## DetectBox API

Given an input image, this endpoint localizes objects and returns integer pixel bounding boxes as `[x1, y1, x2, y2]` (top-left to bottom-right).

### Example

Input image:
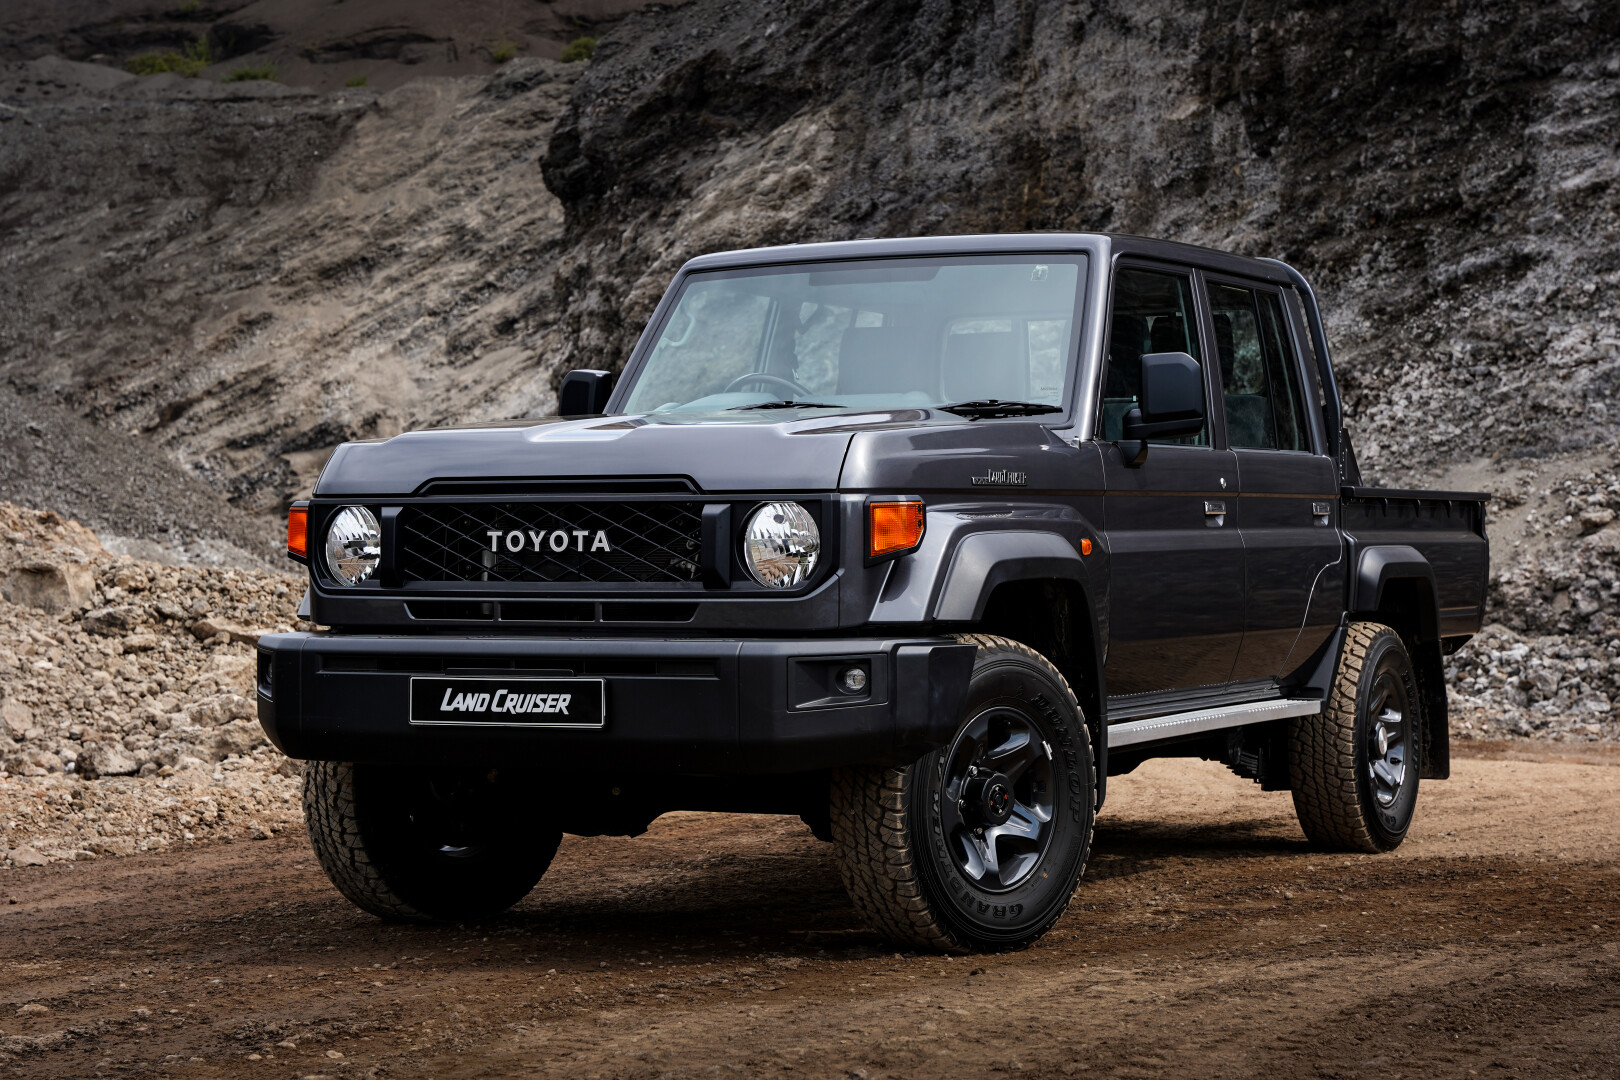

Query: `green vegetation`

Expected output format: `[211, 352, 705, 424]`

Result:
[175, 0, 201, 14]
[344, 74, 368, 88]
[560, 36, 597, 63]
[125, 39, 212, 78]
[223, 64, 276, 82]
[490, 40, 520, 63]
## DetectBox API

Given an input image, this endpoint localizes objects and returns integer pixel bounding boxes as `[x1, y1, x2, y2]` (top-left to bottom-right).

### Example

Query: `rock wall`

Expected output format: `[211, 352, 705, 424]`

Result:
[542, 0, 1619, 487]
[536, 0, 1620, 734]
[0, 56, 581, 525]
[0, 1, 1617, 733]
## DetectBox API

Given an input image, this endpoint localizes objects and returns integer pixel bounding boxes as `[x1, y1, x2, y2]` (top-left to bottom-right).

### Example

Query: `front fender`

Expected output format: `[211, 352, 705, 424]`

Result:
[863, 509, 1101, 628]
[933, 531, 1090, 622]
[864, 508, 1108, 801]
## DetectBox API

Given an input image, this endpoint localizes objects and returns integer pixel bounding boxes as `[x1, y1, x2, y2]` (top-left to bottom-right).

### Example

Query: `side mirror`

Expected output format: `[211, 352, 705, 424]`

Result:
[558, 369, 616, 416]
[1119, 352, 1205, 466]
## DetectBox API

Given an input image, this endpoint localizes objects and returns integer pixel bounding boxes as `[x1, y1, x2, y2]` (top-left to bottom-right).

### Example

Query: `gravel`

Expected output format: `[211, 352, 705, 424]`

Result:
[0, 503, 306, 868]
[0, 387, 281, 569]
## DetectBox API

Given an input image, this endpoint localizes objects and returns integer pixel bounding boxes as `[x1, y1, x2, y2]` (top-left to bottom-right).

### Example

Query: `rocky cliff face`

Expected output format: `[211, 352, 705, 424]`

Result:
[543, 0, 1620, 486]
[1, 55, 580, 525]
[0, 1, 1616, 732]
[536, 0, 1620, 734]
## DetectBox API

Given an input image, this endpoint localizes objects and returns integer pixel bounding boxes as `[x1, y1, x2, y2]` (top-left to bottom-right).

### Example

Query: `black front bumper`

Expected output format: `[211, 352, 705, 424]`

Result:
[255, 633, 976, 774]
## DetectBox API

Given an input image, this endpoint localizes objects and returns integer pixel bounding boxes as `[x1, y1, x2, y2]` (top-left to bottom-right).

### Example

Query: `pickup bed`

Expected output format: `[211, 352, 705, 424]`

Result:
[258, 233, 1488, 951]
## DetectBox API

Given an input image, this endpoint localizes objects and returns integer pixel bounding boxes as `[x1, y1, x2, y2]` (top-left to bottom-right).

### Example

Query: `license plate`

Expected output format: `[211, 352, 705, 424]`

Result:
[409, 677, 606, 728]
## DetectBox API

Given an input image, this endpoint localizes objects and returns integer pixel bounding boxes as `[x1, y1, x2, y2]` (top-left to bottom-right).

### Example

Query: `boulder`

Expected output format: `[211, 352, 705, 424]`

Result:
[79, 740, 140, 777]
[190, 618, 264, 645]
[83, 605, 144, 635]
[206, 719, 264, 761]
[8, 846, 48, 867]
[1, 698, 32, 737]
[152, 739, 203, 768]
[2, 560, 93, 614]
[1579, 506, 1616, 533]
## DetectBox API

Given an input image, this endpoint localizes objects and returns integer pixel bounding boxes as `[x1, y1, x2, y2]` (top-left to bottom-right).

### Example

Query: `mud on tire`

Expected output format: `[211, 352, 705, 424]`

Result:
[830, 635, 1096, 952]
[302, 761, 560, 922]
[1289, 621, 1423, 853]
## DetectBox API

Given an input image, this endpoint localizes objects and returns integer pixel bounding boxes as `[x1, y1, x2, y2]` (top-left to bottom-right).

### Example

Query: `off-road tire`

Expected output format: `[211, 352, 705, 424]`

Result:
[831, 635, 1096, 952]
[303, 761, 560, 923]
[1290, 622, 1422, 853]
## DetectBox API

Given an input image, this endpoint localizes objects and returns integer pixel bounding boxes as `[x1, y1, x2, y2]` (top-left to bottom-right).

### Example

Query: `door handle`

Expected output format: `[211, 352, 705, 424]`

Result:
[1312, 501, 1332, 526]
[1204, 500, 1227, 527]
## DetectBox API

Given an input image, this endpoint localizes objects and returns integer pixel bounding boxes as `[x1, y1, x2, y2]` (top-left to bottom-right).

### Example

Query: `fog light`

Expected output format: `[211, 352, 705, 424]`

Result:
[838, 665, 869, 694]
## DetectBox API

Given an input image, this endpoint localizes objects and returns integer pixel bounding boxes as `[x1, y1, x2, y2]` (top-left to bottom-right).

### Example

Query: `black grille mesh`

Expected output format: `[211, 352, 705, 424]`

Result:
[399, 501, 704, 584]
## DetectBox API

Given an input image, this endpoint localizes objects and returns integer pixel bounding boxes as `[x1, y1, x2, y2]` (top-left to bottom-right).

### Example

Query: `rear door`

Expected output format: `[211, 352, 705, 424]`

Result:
[1204, 277, 1342, 684]
[1100, 263, 1244, 698]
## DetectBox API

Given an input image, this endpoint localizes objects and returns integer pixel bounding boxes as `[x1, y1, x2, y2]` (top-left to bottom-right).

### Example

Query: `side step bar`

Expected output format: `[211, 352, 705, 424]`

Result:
[1106, 698, 1323, 749]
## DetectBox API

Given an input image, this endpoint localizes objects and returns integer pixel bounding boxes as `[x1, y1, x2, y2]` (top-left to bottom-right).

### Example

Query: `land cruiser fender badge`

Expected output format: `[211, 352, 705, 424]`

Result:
[971, 469, 1028, 487]
[486, 528, 612, 553]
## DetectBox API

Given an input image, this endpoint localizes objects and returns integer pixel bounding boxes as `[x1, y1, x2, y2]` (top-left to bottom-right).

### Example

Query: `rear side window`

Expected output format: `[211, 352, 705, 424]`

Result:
[1103, 267, 1207, 445]
[1207, 282, 1309, 452]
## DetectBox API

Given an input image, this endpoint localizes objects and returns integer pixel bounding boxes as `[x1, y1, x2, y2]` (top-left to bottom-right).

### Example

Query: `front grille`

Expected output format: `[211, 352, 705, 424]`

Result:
[398, 501, 705, 585]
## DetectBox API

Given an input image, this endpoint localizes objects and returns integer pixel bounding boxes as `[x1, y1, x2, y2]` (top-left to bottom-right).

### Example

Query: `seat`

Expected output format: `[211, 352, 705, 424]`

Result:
[940, 330, 1024, 401]
[1212, 312, 1276, 448]
[836, 326, 931, 396]
[1149, 312, 1189, 354]
[1105, 314, 1151, 399]
[1212, 313, 1236, 385]
[1224, 393, 1274, 449]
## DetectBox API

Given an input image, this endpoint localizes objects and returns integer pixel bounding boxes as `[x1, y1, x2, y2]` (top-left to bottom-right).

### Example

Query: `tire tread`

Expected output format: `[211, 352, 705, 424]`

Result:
[1290, 621, 1409, 853]
[831, 634, 1094, 952]
[302, 760, 426, 921]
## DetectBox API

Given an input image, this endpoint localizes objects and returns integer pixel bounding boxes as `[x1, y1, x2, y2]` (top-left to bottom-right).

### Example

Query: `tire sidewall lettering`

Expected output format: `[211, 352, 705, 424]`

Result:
[913, 649, 1094, 935]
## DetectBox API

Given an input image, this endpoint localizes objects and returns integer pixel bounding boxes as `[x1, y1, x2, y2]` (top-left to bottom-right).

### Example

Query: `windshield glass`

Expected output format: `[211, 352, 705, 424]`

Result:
[620, 255, 1087, 415]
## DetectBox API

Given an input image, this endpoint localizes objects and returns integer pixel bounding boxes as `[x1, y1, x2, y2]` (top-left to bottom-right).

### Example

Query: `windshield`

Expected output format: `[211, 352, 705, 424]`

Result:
[620, 255, 1087, 416]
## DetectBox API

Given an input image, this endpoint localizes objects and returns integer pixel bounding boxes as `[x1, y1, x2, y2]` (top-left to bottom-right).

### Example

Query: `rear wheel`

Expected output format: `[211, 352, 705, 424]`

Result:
[831, 635, 1095, 952]
[303, 761, 560, 922]
[1290, 622, 1422, 852]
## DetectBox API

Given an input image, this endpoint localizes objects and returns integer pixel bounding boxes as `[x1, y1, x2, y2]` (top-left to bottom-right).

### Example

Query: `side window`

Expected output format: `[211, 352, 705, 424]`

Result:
[1207, 283, 1309, 452]
[1103, 267, 1206, 444]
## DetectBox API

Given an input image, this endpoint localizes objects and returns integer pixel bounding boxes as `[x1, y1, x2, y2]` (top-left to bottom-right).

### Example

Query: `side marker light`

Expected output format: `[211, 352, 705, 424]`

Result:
[1080, 538, 1093, 556]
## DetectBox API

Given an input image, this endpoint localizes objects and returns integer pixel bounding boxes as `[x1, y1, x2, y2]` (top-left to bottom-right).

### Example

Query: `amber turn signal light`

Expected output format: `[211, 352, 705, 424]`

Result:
[1081, 538, 1093, 556]
[287, 505, 309, 560]
[869, 501, 925, 558]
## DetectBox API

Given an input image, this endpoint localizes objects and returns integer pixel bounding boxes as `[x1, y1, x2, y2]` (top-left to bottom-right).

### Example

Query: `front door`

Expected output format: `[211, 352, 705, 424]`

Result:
[1204, 278, 1342, 683]
[1100, 265, 1245, 700]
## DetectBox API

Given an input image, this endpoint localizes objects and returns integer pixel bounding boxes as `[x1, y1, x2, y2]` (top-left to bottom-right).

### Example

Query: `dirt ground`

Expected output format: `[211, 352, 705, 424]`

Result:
[2, 741, 1616, 1080]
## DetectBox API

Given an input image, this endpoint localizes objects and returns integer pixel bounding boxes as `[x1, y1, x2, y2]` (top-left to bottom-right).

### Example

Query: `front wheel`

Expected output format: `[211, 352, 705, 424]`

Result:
[303, 761, 561, 922]
[831, 635, 1096, 952]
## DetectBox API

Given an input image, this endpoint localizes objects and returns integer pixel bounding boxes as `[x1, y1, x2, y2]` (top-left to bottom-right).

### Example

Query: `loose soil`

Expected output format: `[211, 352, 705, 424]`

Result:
[2, 742, 1616, 1078]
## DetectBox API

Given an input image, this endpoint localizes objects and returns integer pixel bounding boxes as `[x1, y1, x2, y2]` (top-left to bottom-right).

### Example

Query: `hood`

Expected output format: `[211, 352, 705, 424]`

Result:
[313, 409, 942, 496]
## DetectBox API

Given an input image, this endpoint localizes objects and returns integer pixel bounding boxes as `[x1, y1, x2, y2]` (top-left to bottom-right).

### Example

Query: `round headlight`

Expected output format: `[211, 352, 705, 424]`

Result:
[325, 506, 381, 586]
[743, 502, 820, 588]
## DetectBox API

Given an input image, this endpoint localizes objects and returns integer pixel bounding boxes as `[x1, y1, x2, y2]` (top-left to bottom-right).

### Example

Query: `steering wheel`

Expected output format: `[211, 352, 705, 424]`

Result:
[724, 372, 812, 397]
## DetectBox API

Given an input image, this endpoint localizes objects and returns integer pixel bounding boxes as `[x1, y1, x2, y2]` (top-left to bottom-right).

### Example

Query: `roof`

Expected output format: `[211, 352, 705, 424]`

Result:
[679, 233, 1299, 286]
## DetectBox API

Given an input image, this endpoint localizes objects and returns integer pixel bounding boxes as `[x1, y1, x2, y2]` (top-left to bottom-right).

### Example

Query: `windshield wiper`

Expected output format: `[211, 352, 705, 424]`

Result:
[936, 399, 1063, 420]
[729, 400, 844, 411]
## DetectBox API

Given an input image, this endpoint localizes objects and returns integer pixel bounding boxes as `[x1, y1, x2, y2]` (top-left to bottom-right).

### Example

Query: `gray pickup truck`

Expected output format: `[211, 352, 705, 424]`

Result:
[257, 234, 1489, 952]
